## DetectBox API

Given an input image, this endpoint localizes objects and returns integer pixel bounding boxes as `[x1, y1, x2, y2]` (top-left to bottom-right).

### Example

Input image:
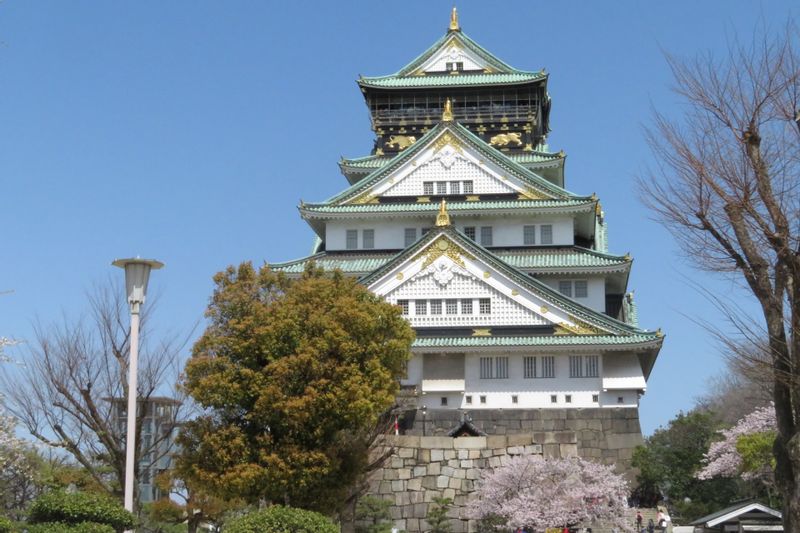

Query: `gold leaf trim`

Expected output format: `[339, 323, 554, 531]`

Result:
[418, 236, 474, 270]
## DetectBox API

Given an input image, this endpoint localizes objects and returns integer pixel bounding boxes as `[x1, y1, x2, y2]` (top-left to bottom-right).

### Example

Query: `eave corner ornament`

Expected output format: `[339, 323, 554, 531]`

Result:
[435, 199, 451, 227]
[449, 7, 460, 32]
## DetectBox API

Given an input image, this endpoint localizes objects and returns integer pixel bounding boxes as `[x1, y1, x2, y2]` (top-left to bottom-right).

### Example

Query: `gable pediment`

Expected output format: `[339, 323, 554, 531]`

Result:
[367, 233, 614, 335]
[413, 36, 491, 74]
[345, 128, 558, 204]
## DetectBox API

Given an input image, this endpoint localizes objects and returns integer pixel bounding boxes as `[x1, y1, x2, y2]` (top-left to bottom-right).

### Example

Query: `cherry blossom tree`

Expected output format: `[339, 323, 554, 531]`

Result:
[468, 455, 631, 532]
[698, 403, 776, 487]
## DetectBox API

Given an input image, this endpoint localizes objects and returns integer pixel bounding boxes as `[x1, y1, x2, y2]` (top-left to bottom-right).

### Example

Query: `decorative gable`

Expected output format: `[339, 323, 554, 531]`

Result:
[414, 36, 490, 74]
[347, 129, 557, 203]
[367, 232, 613, 335]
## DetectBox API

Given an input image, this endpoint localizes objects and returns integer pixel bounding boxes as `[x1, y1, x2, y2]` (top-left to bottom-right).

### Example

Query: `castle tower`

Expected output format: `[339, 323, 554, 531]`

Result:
[271, 10, 663, 531]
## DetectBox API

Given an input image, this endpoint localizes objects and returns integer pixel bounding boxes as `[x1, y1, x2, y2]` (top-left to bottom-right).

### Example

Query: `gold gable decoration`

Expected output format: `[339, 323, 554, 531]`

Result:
[553, 317, 607, 336]
[432, 131, 463, 154]
[419, 236, 474, 270]
[352, 190, 378, 204]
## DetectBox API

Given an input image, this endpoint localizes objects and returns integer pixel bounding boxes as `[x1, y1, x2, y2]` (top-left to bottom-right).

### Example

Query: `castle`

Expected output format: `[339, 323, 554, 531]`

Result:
[271, 9, 663, 531]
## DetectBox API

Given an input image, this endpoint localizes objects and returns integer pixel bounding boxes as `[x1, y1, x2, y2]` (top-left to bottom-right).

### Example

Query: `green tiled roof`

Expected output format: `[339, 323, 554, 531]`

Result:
[358, 71, 545, 89]
[300, 198, 594, 215]
[322, 122, 579, 206]
[413, 334, 660, 349]
[269, 247, 631, 275]
[340, 150, 563, 170]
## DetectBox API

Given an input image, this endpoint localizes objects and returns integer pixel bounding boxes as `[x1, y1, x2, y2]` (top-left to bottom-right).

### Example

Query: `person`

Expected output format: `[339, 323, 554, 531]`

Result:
[636, 511, 643, 530]
[647, 518, 655, 533]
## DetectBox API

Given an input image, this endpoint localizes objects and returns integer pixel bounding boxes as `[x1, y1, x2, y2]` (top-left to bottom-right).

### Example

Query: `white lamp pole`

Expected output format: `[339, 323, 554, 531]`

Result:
[112, 257, 163, 525]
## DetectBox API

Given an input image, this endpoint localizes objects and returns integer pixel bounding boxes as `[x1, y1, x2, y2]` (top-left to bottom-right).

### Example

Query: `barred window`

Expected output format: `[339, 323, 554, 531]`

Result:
[559, 281, 573, 297]
[592, 394, 599, 403]
[415, 300, 427, 315]
[585, 355, 599, 377]
[565, 395, 572, 404]
[524, 356, 537, 378]
[423, 182, 434, 195]
[570, 355, 583, 378]
[550, 394, 558, 404]
[540, 224, 553, 244]
[495, 357, 508, 379]
[464, 226, 476, 240]
[523, 225, 536, 245]
[430, 299, 442, 315]
[461, 299, 473, 314]
[541, 356, 555, 378]
[479, 357, 493, 379]
[346, 229, 358, 250]
[480, 226, 493, 246]
[574, 280, 588, 298]
[449, 181, 461, 194]
[463, 181, 474, 194]
[512, 395, 518, 404]
[436, 181, 447, 195]
[362, 229, 374, 249]
[404, 228, 417, 246]
[466, 395, 473, 404]
[480, 395, 486, 404]
[397, 300, 409, 315]
[440, 397, 448, 406]
[446, 299, 458, 314]
[479, 298, 491, 314]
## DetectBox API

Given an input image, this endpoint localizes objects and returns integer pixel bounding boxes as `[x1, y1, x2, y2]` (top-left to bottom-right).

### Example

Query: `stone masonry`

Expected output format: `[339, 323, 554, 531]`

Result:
[366, 408, 643, 532]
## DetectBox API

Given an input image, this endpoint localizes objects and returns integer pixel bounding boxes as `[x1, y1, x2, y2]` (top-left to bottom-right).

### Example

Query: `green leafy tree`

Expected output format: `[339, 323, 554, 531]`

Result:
[427, 497, 453, 533]
[225, 505, 339, 533]
[27, 490, 135, 532]
[355, 496, 393, 533]
[180, 264, 414, 514]
[632, 410, 740, 520]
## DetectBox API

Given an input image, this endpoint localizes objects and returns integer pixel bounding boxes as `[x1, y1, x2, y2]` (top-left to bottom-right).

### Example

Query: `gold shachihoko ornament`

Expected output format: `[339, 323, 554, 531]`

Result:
[435, 199, 451, 227]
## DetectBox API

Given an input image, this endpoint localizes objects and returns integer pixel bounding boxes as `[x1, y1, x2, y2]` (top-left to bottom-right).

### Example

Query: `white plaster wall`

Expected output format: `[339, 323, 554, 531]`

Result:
[422, 44, 487, 72]
[382, 157, 516, 197]
[403, 354, 423, 386]
[325, 216, 574, 251]
[540, 276, 605, 313]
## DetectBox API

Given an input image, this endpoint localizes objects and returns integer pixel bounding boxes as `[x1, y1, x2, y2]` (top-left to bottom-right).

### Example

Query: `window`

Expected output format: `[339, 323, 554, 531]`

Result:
[541, 356, 555, 378]
[346, 229, 358, 250]
[592, 394, 599, 403]
[558, 281, 573, 297]
[480, 395, 487, 404]
[436, 181, 447, 195]
[574, 280, 588, 298]
[464, 226, 476, 241]
[461, 299, 473, 314]
[570, 356, 583, 378]
[440, 397, 448, 406]
[585, 355, 599, 377]
[430, 299, 442, 315]
[446, 61, 464, 71]
[397, 300, 409, 315]
[362, 229, 374, 249]
[446, 299, 458, 314]
[495, 357, 509, 379]
[404, 228, 417, 246]
[480, 226, 493, 246]
[480, 357, 493, 379]
[617, 396, 624, 404]
[423, 182, 434, 195]
[140, 468, 151, 484]
[479, 298, 491, 314]
[415, 300, 427, 315]
[550, 395, 558, 404]
[512, 395, 518, 404]
[523, 225, 536, 245]
[565, 395, 572, 404]
[524, 356, 537, 378]
[463, 181, 474, 194]
[540, 224, 553, 244]
[465, 395, 473, 405]
[449, 181, 460, 194]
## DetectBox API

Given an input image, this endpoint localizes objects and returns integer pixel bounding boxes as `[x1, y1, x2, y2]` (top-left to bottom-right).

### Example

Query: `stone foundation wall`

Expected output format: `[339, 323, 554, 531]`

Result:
[365, 408, 643, 532]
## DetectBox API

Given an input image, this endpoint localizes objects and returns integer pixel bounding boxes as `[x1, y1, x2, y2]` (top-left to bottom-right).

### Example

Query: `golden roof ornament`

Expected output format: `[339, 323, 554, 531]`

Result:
[442, 98, 454, 122]
[449, 7, 460, 31]
[435, 199, 451, 227]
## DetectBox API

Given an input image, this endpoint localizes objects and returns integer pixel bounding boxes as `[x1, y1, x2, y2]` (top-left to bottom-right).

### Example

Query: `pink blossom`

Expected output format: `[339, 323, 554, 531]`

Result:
[697, 403, 775, 482]
[468, 455, 631, 532]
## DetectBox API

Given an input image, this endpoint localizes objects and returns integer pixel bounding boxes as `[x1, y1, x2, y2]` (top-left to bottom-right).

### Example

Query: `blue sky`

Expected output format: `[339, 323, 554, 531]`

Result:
[1, 1, 796, 435]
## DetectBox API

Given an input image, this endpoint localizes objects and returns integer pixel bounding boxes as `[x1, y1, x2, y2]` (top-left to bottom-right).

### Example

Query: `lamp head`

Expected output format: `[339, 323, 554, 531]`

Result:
[112, 257, 164, 312]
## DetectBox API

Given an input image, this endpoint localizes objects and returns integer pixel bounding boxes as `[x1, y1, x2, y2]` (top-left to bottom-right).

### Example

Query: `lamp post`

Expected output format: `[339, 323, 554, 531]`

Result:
[112, 257, 163, 523]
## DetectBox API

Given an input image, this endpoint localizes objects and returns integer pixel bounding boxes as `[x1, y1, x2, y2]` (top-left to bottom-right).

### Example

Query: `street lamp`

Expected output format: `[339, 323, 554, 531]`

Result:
[112, 257, 163, 522]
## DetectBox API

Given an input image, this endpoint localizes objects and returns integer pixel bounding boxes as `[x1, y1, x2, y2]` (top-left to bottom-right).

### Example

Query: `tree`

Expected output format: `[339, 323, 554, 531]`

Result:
[0, 282, 187, 500]
[426, 496, 453, 533]
[225, 505, 339, 533]
[638, 22, 800, 529]
[468, 455, 630, 532]
[632, 410, 742, 520]
[179, 263, 414, 514]
[0, 410, 34, 519]
[27, 490, 135, 532]
[354, 496, 393, 533]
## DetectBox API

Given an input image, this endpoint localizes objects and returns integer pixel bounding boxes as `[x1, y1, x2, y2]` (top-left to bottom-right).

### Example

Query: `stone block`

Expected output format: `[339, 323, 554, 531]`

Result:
[441, 466, 456, 477]
[607, 432, 643, 450]
[398, 447, 415, 459]
[556, 431, 577, 444]
[460, 459, 473, 468]
[458, 449, 468, 460]
[524, 444, 542, 454]
[486, 435, 506, 448]
[453, 468, 466, 479]
[468, 449, 480, 459]
[427, 462, 441, 475]
[396, 492, 410, 506]
[454, 436, 486, 449]
[466, 468, 480, 480]
[391, 480, 405, 491]
[506, 445, 523, 455]
[431, 449, 444, 462]
[417, 448, 430, 463]
[560, 443, 578, 457]
[506, 433, 533, 446]
[420, 436, 453, 449]
[449, 476, 461, 489]
[413, 503, 427, 518]
[444, 449, 456, 459]
[543, 443, 560, 459]
[443, 488, 456, 500]
[407, 477, 422, 491]
[436, 475, 449, 489]
[398, 468, 411, 479]
[390, 457, 404, 468]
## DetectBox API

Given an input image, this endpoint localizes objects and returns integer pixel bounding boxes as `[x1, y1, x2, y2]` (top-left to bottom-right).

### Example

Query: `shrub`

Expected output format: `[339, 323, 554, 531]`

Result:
[226, 505, 339, 533]
[24, 522, 115, 533]
[28, 491, 135, 531]
[0, 516, 12, 533]
[355, 496, 392, 533]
